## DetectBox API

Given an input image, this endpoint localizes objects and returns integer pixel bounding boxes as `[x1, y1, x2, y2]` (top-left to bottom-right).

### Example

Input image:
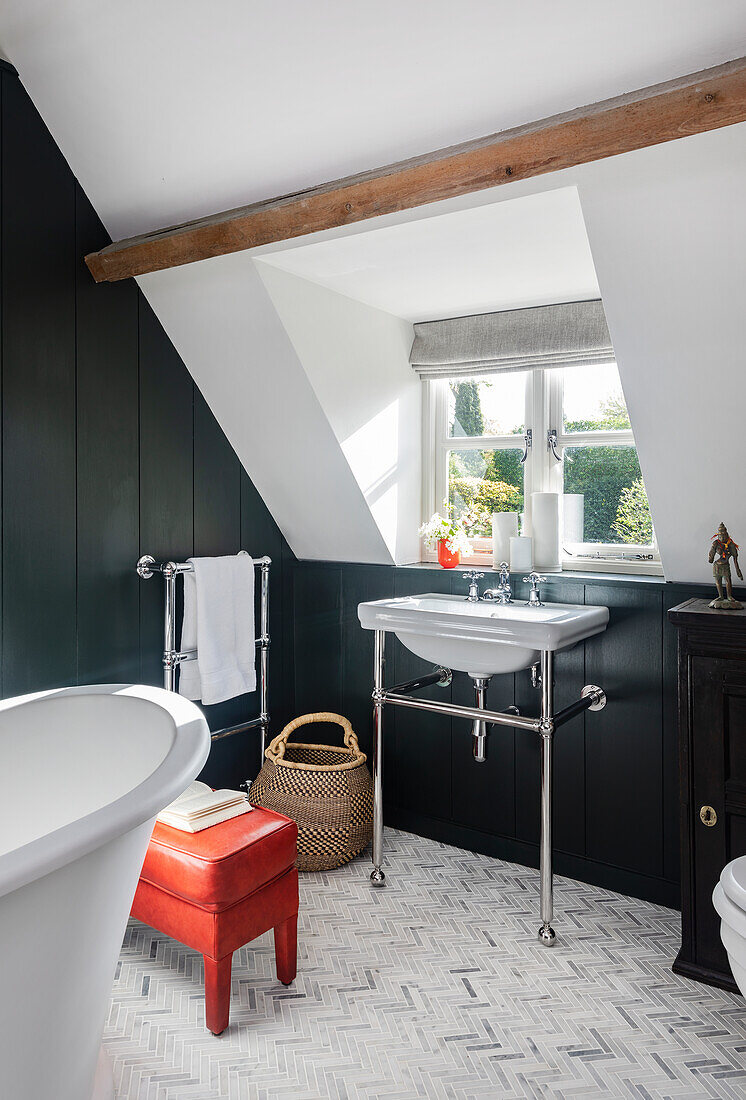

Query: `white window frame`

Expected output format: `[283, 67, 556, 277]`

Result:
[422, 366, 661, 575]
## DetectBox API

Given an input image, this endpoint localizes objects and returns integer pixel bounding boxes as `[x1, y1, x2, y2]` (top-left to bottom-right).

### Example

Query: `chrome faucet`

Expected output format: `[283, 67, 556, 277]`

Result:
[523, 571, 547, 606]
[462, 570, 484, 602]
[483, 561, 512, 604]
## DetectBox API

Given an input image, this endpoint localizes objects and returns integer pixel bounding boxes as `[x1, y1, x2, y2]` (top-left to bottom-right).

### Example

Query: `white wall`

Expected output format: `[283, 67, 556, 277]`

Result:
[249, 123, 746, 581]
[572, 126, 746, 583]
[255, 265, 421, 564]
[137, 255, 393, 564]
[135, 122, 745, 581]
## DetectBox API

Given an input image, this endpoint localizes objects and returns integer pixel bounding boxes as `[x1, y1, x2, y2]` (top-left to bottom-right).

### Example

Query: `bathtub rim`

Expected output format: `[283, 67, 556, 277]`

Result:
[0, 684, 210, 900]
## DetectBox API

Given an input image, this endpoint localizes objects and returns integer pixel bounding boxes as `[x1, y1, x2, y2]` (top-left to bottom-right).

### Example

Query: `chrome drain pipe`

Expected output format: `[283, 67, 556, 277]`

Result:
[472, 677, 490, 762]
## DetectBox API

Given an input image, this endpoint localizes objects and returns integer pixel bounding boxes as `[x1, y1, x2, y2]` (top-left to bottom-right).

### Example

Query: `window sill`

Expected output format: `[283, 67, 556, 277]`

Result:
[410, 559, 668, 588]
[562, 557, 663, 577]
[421, 551, 663, 578]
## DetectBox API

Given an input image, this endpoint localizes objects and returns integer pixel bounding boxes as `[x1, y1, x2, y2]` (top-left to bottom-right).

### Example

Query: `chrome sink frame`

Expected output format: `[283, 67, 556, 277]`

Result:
[369, 632, 606, 946]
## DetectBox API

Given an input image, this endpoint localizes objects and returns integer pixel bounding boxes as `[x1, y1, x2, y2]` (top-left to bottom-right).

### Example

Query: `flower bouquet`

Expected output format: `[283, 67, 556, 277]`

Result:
[419, 508, 473, 568]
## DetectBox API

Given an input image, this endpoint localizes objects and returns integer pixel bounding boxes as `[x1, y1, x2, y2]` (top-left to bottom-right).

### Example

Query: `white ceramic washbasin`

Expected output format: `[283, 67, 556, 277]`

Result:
[358, 593, 609, 677]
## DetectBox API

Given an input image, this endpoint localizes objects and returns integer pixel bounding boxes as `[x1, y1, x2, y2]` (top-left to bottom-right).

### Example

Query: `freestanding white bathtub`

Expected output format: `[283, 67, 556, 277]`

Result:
[0, 684, 211, 1100]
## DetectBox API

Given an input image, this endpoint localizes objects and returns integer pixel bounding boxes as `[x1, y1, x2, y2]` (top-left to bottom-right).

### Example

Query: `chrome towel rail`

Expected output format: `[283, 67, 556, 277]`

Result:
[136, 554, 271, 769]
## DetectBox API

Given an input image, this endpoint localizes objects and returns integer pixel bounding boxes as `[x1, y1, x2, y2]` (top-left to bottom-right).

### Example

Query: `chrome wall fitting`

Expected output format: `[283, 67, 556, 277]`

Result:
[472, 677, 490, 763]
[137, 554, 271, 773]
[581, 684, 607, 711]
[136, 554, 156, 579]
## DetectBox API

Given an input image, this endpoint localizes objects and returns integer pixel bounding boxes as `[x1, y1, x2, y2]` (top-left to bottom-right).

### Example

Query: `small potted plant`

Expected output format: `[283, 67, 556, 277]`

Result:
[419, 507, 473, 569]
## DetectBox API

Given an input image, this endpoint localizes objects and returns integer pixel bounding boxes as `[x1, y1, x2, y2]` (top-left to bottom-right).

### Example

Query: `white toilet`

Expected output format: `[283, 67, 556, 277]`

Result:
[712, 856, 746, 994]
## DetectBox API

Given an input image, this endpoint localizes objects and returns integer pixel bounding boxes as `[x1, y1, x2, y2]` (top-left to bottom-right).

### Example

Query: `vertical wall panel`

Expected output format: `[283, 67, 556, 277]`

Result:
[193, 390, 244, 777]
[2, 73, 77, 694]
[138, 297, 194, 685]
[293, 562, 343, 718]
[241, 470, 294, 735]
[585, 583, 663, 877]
[75, 186, 140, 684]
[340, 564, 394, 759]
[194, 391, 240, 556]
[390, 568, 453, 816]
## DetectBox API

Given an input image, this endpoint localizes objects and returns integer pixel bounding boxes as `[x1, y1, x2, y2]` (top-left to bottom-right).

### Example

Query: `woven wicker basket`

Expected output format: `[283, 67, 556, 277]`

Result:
[248, 713, 373, 872]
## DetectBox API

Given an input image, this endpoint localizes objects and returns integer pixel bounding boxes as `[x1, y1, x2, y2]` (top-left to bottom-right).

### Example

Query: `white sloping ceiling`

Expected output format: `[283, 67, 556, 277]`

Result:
[257, 187, 601, 321]
[2, 2, 743, 239]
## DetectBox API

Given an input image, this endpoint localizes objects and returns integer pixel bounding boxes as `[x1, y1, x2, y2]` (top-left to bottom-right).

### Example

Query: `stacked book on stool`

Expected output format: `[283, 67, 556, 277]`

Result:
[157, 780, 252, 832]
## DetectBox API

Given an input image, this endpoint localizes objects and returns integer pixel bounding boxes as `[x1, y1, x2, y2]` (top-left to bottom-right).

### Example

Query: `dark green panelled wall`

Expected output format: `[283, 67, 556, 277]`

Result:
[292, 562, 716, 908]
[0, 63, 295, 788]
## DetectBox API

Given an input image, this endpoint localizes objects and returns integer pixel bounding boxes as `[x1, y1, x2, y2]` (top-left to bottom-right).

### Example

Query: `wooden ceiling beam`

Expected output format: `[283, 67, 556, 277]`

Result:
[86, 57, 746, 283]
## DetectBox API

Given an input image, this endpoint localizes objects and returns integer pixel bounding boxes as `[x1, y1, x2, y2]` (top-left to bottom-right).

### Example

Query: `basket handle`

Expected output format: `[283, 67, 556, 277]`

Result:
[268, 712, 360, 760]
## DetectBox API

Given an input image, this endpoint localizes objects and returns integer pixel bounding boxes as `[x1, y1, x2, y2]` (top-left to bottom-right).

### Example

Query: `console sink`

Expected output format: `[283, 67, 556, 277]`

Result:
[358, 593, 609, 677]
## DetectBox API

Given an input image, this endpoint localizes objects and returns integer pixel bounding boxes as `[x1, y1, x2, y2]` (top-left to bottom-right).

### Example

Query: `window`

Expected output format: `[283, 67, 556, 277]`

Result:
[446, 372, 527, 536]
[424, 362, 659, 572]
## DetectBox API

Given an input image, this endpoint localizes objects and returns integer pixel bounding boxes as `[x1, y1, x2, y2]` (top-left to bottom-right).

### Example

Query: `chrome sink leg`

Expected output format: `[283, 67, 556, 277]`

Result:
[370, 629, 386, 886]
[472, 677, 490, 762]
[538, 649, 556, 946]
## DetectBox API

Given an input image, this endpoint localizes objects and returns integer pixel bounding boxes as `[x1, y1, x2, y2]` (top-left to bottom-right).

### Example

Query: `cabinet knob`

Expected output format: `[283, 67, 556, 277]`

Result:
[699, 804, 718, 827]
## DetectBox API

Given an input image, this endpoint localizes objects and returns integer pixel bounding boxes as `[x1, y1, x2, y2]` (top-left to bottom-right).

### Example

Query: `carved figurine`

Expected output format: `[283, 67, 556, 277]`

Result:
[709, 522, 744, 609]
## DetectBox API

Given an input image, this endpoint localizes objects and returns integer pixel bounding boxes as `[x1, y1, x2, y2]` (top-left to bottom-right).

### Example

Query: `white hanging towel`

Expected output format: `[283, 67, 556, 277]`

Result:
[178, 553, 256, 705]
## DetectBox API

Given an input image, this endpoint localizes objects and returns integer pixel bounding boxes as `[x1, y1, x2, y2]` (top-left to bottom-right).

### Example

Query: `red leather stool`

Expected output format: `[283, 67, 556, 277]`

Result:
[131, 806, 299, 1035]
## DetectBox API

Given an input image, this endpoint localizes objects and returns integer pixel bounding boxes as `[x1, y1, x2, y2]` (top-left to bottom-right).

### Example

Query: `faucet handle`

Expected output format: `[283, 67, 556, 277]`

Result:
[523, 571, 547, 585]
[463, 570, 484, 582]
[523, 571, 546, 606]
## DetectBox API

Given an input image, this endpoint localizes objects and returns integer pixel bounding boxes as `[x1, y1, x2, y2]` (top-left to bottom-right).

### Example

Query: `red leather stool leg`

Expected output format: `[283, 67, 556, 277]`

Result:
[204, 953, 232, 1035]
[274, 915, 298, 985]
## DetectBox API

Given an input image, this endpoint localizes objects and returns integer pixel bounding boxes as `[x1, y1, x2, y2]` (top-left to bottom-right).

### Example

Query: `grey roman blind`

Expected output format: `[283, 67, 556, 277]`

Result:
[409, 300, 614, 379]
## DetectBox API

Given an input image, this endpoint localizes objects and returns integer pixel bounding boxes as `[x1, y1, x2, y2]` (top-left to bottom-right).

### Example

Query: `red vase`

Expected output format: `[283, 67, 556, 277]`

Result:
[437, 539, 461, 569]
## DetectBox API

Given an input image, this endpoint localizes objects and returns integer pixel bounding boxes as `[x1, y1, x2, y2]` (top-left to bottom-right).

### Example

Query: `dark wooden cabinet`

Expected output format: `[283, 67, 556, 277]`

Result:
[669, 598, 746, 993]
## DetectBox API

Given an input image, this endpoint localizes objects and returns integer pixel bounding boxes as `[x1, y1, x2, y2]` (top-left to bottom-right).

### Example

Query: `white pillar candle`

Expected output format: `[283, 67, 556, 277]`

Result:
[510, 535, 533, 572]
[531, 492, 561, 571]
[562, 493, 585, 546]
[492, 512, 518, 567]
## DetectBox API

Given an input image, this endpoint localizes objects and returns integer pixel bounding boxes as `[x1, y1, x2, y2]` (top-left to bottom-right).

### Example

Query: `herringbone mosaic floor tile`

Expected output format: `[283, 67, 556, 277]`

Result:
[106, 829, 746, 1099]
